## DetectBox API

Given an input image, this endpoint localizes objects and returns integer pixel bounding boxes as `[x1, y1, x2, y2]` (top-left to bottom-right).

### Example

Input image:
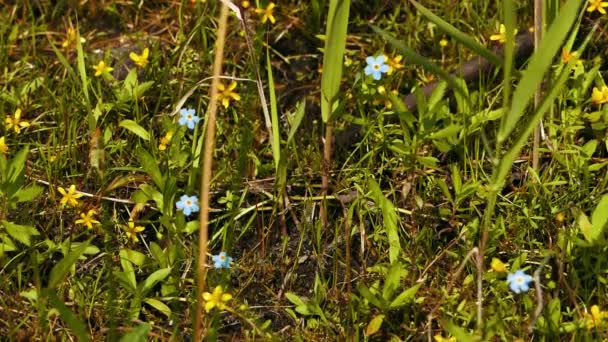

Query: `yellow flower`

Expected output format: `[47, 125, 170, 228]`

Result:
[5, 108, 30, 134]
[439, 39, 448, 48]
[592, 86, 608, 105]
[386, 55, 404, 75]
[202, 285, 233, 312]
[374, 86, 399, 109]
[129, 48, 149, 68]
[561, 48, 577, 64]
[159, 131, 173, 151]
[490, 24, 518, 44]
[490, 258, 507, 273]
[93, 61, 114, 77]
[583, 305, 608, 330]
[75, 209, 101, 229]
[255, 2, 276, 24]
[57, 184, 84, 207]
[0, 136, 8, 154]
[123, 219, 145, 243]
[587, 0, 608, 14]
[555, 212, 566, 222]
[434, 335, 456, 342]
[61, 26, 86, 48]
[217, 81, 241, 108]
[242, 1, 250, 9]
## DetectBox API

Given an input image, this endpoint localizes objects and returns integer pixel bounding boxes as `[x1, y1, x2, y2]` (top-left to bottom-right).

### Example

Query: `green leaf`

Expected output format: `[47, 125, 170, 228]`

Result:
[139, 268, 171, 297]
[2, 221, 39, 247]
[320, 0, 351, 122]
[122, 249, 148, 267]
[365, 314, 384, 336]
[443, 320, 476, 342]
[6, 146, 29, 185]
[357, 283, 386, 310]
[266, 51, 281, 169]
[287, 100, 306, 144]
[382, 262, 407, 301]
[430, 124, 462, 140]
[144, 298, 171, 318]
[118, 249, 137, 291]
[47, 290, 90, 342]
[591, 194, 608, 238]
[388, 283, 422, 309]
[578, 212, 597, 243]
[136, 147, 163, 189]
[119, 120, 150, 141]
[368, 178, 401, 263]
[14, 185, 43, 202]
[118, 323, 150, 342]
[409, 0, 501, 67]
[48, 239, 91, 289]
[498, 0, 584, 142]
[373, 26, 472, 111]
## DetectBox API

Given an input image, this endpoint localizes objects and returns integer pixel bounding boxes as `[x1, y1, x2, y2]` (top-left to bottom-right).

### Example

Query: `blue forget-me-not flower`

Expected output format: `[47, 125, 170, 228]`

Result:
[364, 55, 389, 80]
[178, 108, 200, 130]
[212, 252, 233, 269]
[176, 194, 200, 216]
[507, 269, 533, 294]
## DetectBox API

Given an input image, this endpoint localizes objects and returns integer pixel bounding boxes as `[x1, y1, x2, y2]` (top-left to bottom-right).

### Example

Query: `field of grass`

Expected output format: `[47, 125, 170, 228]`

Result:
[1, 0, 608, 340]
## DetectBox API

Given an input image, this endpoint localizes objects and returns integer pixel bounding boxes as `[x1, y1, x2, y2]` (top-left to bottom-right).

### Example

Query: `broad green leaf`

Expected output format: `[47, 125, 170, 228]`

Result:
[443, 320, 476, 342]
[382, 262, 407, 301]
[578, 212, 597, 243]
[389, 283, 422, 309]
[357, 283, 386, 310]
[139, 268, 171, 296]
[47, 290, 90, 342]
[2, 221, 39, 247]
[48, 239, 91, 289]
[183, 220, 199, 235]
[119, 120, 150, 141]
[592, 194, 608, 237]
[430, 124, 462, 140]
[14, 185, 43, 202]
[498, 0, 584, 142]
[118, 323, 150, 342]
[119, 249, 137, 291]
[365, 314, 385, 336]
[6, 146, 29, 185]
[136, 147, 163, 189]
[368, 178, 401, 263]
[320, 0, 350, 122]
[410, 0, 501, 67]
[144, 298, 171, 318]
[122, 249, 148, 267]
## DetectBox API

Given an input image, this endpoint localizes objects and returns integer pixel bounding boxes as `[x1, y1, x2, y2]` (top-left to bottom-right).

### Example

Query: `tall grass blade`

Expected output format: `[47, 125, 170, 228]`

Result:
[497, 0, 583, 142]
[409, 0, 501, 67]
[373, 26, 472, 110]
[266, 52, 281, 169]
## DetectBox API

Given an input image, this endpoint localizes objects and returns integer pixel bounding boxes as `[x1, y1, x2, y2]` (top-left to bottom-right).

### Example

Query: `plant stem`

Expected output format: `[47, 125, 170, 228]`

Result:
[195, 3, 229, 341]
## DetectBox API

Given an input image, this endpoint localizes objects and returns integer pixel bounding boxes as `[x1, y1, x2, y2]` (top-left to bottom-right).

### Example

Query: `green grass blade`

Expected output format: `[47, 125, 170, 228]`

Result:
[75, 30, 93, 130]
[266, 52, 281, 169]
[373, 26, 472, 110]
[320, 0, 351, 123]
[501, 0, 516, 112]
[497, 0, 583, 143]
[48, 239, 91, 289]
[47, 290, 91, 341]
[409, 0, 501, 67]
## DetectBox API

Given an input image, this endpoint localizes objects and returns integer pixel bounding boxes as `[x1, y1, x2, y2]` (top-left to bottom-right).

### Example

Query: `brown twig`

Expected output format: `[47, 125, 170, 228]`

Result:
[195, 3, 229, 341]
